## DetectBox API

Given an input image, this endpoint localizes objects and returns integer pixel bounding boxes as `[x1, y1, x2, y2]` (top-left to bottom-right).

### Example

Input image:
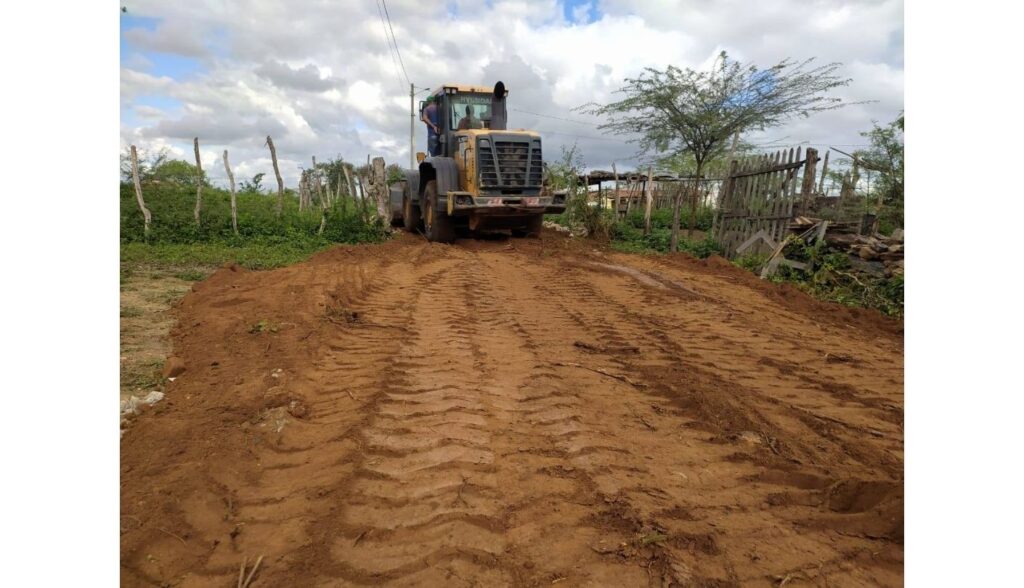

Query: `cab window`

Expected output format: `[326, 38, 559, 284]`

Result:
[450, 94, 492, 130]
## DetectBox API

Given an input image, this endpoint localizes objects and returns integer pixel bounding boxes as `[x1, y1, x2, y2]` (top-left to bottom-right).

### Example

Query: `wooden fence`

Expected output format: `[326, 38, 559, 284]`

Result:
[572, 171, 722, 218]
[127, 136, 392, 236]
[713, 147, 819, 258]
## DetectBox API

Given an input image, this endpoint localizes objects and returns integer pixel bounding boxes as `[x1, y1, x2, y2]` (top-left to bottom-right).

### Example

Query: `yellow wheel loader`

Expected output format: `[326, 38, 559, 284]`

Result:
[390, 81, 566, 242]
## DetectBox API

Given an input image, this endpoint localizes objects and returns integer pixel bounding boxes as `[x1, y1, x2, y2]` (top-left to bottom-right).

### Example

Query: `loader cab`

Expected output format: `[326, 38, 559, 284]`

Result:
[421, 83, 508, 159]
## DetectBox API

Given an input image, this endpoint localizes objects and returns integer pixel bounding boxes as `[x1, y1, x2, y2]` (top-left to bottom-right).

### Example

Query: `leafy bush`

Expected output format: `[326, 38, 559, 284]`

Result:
[610, 218, 722, 258]
[620, 206, 715, 234]
[121, 182, 387, 247]
[121, 182, 388, 269]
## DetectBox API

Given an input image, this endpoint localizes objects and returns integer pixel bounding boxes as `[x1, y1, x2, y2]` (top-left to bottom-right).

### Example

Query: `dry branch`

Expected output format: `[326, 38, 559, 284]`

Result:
[551, 361, 647, 388]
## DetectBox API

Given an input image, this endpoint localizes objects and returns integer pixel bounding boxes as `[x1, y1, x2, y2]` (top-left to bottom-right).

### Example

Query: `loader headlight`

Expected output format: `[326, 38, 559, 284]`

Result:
[553, 194, 565, 205]
[456, 195, 472, 206]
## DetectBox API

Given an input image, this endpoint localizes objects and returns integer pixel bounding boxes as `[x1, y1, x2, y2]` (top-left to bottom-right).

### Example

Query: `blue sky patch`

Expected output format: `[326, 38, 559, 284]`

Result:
[120, 14, 205, 80]
[563, 0, 600, 23]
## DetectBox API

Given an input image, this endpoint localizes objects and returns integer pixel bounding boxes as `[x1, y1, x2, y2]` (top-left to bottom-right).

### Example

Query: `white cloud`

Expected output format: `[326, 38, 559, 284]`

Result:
[120, 0, 903, 182]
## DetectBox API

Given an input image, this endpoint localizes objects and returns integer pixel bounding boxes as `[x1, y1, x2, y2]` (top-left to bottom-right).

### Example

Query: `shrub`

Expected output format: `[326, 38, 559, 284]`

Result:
[120, 182, 387, 248]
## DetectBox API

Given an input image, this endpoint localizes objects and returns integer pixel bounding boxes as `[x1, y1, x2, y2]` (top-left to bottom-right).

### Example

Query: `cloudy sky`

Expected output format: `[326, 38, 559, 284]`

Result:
[119, 0, 903, 187]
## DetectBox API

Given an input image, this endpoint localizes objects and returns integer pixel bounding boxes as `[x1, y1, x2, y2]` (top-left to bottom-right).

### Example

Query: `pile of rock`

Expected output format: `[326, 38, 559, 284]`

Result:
[825, 229, 904, 277]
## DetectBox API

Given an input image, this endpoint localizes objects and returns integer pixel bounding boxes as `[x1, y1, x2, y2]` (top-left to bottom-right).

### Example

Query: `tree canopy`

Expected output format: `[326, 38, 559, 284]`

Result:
[120, 147, 209, 187]
[856, 113, 904, 208]
[580, 52, 854, 176]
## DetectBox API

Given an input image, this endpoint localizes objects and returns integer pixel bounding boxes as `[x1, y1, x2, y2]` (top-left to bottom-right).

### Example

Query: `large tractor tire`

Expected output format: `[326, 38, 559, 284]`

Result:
[402, 182, 421, 232]
[512, 214, 544, 238]
[422, 180, 456, 243]
[390, 181, 406, 227]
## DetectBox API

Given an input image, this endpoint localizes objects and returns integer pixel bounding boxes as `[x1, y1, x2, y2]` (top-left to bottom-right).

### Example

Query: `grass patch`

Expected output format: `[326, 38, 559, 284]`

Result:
[121, 240, 333, 271]
[611, 215, 722, 258]
[121, 359, 165, 393]
[174, 269, 211, 282]
[249, 319, 280, 334]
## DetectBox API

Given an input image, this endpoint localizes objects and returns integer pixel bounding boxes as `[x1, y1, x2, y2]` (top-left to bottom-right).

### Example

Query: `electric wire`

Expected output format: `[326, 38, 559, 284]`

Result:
[380, 0, 411, 85]
[374, 0, 405, 91]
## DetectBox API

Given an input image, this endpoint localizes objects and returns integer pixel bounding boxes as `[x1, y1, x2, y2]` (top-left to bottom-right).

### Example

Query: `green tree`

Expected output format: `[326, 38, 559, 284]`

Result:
[120, 147, 169, 183]
[119, 148, 209, 187]
[150, 159, 209, 187]
[855, 113, 904, 227]
[386, 163, 405, 184]
[581, 52, 853, 249]
[240, 172, 266, 194]
[543, 142, 584, 192]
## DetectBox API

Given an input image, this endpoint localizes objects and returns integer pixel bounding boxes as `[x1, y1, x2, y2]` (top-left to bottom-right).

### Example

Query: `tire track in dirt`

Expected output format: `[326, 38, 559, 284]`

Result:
[317, 257, 516, 585]
[121, 234, 903, 587]
[487, 251, 902, 584]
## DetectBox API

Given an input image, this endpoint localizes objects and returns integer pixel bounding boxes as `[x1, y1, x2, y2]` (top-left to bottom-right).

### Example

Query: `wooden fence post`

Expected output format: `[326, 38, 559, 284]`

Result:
[643, 166, 654, 236]
[713, 159, 738, 244]
[317, 168, 329, 236]
[817, 150, 830, 195]
[193, 137, 203, 226]
[223, 149, 238, 235]
[266, 135, 284, 217]
[801, 148, 818, 214]
[130, 145, 151, 236]
[687, 175, 701, 239]
[612, 163, 620, 220]
[357, 165, 370, 224]
[313, 156, 327, 210]
[370, 157, 390, 224]
[670, 182, 683, 252]
[343, 164, 355, 216]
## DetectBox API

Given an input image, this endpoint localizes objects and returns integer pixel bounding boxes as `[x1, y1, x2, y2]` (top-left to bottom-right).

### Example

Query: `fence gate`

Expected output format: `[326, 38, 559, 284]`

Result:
[714, 147, 818, 258]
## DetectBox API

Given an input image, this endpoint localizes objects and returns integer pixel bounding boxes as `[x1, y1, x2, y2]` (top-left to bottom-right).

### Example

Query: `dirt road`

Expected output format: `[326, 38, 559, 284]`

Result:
[120, 232, 903, 587]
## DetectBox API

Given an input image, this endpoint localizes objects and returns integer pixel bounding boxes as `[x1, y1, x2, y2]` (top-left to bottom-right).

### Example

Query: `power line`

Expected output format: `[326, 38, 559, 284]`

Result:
[380, 0, 410, 85]
[511, 108, 600, 127]
[374, 0, 405, 91]
[535, 128, 634, 143]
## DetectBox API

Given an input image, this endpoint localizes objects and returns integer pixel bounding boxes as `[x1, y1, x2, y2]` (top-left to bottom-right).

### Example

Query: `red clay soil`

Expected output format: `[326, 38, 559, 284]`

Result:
[120, 231, 903, 587]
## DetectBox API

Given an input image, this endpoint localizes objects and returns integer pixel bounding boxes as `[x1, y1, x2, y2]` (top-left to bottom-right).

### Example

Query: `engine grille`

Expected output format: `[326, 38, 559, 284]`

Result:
[478, 138, 542, 189]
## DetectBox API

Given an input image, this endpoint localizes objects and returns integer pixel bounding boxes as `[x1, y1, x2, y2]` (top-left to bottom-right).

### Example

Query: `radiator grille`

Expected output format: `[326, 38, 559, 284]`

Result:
[479, 139, 542, 189]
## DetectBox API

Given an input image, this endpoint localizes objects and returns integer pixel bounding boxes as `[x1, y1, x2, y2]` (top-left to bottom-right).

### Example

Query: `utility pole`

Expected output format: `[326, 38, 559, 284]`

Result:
[405, 81, 409, 168]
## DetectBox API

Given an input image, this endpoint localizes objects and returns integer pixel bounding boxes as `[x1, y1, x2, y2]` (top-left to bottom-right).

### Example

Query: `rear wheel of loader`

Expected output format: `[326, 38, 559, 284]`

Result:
[423, 180, 456, 243]
[512, 214, 543, 238]
[402, 182, 421, 232]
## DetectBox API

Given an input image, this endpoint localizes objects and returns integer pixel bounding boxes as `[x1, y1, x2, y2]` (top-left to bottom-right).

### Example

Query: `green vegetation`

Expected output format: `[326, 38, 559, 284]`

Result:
[611, 208, 722, 257]
[121, 178, 388, 270]
[249, 320, 280, 334]
[855, 113, 904, 231]
[543, 144, 616, 239]
[580, 51, 852, 245]
[756, 239, 904, 317]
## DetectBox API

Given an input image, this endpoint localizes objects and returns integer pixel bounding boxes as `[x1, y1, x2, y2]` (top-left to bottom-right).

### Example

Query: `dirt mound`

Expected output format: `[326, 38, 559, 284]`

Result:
[121, 232, 903, 586]
[658, 252, 903, 339]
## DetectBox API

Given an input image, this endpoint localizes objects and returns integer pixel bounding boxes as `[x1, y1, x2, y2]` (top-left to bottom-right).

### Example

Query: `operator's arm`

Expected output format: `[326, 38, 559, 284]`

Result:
[421, 111, 439, 134]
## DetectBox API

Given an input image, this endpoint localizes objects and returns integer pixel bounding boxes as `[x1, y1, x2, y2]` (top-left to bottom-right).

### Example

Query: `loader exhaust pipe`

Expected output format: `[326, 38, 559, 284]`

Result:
[491, 81, 508, 131]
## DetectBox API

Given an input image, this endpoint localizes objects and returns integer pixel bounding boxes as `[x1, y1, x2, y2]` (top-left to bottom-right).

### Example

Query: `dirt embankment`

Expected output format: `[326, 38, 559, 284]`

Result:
[121, 231, 903, 587]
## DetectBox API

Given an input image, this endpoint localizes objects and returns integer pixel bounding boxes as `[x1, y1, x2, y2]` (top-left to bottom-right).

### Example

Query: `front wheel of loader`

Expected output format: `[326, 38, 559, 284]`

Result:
[402, 182, 421, 232]
[423, 180, 456, 243]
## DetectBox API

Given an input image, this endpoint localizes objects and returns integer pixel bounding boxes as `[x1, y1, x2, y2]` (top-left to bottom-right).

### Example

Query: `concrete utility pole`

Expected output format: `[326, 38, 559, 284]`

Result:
[405, 81, 409, 168]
